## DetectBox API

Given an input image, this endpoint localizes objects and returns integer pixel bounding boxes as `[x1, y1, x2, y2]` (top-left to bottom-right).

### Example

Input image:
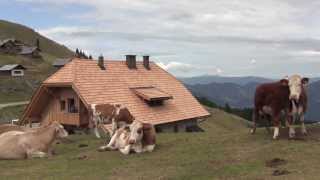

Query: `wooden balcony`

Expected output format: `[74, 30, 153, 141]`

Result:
[55, 112, 80, 126]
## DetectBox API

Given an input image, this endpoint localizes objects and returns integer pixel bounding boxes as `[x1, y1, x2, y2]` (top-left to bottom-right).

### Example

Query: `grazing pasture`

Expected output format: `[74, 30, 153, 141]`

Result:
[1, 108, 320, 179]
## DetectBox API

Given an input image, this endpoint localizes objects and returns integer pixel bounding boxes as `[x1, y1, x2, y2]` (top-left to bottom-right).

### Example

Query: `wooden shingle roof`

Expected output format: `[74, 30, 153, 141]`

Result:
[30, 58, 210, 125]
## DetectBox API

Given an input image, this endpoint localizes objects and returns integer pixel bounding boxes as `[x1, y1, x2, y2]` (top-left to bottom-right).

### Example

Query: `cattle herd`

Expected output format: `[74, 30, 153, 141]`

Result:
[0, 74, 311, 160]
[0, 103, 156, 159]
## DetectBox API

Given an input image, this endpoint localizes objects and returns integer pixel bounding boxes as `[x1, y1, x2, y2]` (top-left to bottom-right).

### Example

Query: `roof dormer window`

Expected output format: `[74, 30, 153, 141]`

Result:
[131, 86, 173, 106]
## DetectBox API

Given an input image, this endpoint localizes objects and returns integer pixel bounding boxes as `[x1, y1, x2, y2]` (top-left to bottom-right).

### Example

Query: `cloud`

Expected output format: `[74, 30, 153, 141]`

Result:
[250, 59, 256, 64]
[295, 50, 320, 56]
[13, 0, 320, 77]
[156, 62, 193, 72]
[156, 61, 222, 76]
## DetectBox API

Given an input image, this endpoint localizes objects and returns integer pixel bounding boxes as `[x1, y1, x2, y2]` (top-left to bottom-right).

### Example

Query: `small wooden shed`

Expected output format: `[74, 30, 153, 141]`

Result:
[0, 64, 26, 77]
[21, 56, 210, 132]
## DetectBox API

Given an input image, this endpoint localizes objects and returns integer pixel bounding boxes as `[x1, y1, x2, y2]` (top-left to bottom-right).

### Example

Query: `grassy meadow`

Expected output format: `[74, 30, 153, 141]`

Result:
[0, 108, 320, 179]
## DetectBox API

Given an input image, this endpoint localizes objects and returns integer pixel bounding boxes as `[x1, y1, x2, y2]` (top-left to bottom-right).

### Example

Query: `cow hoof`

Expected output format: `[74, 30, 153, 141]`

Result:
[302, 131, 308, 136]
[289, 134, 295, 139]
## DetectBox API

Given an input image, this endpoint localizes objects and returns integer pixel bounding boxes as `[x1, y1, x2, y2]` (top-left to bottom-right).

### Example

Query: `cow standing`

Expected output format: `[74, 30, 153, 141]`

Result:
[251, 75, 309, 139]
[90, 104, 134, 138]
[251, 79, 290, 139]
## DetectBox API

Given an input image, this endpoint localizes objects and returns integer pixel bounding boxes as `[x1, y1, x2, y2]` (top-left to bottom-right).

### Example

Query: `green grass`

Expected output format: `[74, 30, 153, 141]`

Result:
[0, 108, 320, 179]
[0, 49, 66, 104]
[0, 105, 25, 124]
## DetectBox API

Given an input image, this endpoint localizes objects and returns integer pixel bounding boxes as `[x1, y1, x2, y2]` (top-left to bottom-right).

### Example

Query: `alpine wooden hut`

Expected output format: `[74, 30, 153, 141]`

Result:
[21, 56, 209, 132]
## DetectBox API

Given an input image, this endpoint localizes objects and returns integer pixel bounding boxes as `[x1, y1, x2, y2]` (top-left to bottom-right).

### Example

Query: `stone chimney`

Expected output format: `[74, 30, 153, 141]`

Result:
[98, 54, 105, 70]
[126, 55, 136, 69]
[143, 55, 150, 70]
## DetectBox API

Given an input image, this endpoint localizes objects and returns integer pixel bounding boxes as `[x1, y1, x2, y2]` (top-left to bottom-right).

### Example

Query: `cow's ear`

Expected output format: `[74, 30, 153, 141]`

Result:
[142, 123, 152, 131]
[280, 79, 289, 86]
[302, 77, 309, 85]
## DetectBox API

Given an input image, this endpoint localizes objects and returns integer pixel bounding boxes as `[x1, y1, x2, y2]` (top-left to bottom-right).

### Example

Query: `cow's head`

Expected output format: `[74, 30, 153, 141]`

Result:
[286, 75, 309, 101]
[128, 121, 144, 145]
[128, 121, 155, 145]
[52, 121, 68, 138]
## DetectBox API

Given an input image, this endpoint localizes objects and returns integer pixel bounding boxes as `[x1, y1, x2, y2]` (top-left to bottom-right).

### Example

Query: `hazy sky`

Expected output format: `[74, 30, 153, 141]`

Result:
[1, 0, 320, 78]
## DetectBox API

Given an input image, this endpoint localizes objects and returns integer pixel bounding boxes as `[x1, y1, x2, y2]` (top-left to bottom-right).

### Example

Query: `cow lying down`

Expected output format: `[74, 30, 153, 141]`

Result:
[0, 124, 27, 135]
[98, 121, 156, 155]
[0, 121, 68, 160]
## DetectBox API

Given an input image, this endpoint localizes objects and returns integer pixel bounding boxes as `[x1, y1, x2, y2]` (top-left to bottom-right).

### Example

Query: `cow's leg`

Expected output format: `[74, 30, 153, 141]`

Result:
[28, 151, 48, 158]
[273, 114, 281, 139]
[111, 118, 117, 136]
[264, 115, 272, 134]
[106, 132, 118, 149]
[286, 113, 296, 139]
[119, 145, 131, 155]
[143, 145, 155, 152]
[300, 114, 307, 135]
[94, 127, 101, 139]
[98, 132, 119, 151]
[92, 115, 101, 138]
[250, 108, 259, 134]
[132, 144, 143, 154]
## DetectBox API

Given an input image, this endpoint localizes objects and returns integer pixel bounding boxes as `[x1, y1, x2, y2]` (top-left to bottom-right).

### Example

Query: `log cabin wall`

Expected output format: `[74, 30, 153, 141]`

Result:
[40, 87, 83, 126]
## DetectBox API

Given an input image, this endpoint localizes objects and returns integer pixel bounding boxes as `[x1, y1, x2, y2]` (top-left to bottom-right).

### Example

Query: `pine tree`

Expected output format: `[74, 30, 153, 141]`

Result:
[75, 48, 80, 57]
[36, 38, 40, 50]
[224, 103, 232, 113]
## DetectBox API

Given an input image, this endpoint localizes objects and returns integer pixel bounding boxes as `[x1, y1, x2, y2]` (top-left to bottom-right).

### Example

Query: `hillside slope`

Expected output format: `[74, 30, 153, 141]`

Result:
[0, 19, 73, 58]
[0, 20, 74, 103]
[1, 107, 320, 179]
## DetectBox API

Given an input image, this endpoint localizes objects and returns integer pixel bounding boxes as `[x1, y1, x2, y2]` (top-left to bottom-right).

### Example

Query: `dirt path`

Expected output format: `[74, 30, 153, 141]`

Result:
[0, 101, 29, 110]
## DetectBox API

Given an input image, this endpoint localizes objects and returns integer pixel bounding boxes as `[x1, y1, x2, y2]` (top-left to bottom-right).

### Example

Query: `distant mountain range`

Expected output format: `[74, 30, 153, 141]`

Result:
[183, 76, 320, 122]
[181, 75, 320, 86]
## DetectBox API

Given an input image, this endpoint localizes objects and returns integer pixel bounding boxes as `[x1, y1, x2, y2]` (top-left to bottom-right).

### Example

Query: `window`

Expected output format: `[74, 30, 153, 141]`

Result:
[11, 70, 24, 76]
[67, 98, 77, 113]
[60, 100, 65, 111]
[146, 100, 164, 107]
[13, 70, 22, 74]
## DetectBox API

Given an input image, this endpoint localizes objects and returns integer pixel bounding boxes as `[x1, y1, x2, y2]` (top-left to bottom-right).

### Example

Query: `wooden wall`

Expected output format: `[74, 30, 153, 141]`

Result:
[40, 87, 88, 126]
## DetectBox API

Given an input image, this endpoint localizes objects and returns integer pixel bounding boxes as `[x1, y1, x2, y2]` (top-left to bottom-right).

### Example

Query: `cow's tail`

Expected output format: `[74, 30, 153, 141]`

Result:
[250, 108, 258, 134]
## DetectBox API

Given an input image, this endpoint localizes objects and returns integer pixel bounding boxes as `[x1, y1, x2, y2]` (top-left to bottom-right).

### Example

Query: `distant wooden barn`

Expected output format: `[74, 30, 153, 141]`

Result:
[0, 38, 40, 57]
[21, 56, 209, 132]
[0, 64, 26, 77]
[0, 38, 22, 54]
[52, 58, 72, 68]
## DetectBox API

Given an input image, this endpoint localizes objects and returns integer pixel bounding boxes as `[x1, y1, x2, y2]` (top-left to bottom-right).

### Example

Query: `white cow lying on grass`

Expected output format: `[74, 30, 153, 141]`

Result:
[98, 121, 156, 155]
[0, 121, 68, 160]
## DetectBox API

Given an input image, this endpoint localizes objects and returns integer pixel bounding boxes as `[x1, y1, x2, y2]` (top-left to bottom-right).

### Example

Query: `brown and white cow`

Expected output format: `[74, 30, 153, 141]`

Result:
[251, 78, 290, 139]
[90, 104, 134, 138]
[251, 75, 309, 139]
[286, 75, 309, 137]
[98, 121, 156, 155]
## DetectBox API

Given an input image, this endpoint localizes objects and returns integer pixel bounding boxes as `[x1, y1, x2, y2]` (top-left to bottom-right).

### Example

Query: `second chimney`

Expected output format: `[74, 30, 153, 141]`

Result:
[143, 55, 150, 70]
[126, 55, 136, 69]
[98, 54, 105, 70]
